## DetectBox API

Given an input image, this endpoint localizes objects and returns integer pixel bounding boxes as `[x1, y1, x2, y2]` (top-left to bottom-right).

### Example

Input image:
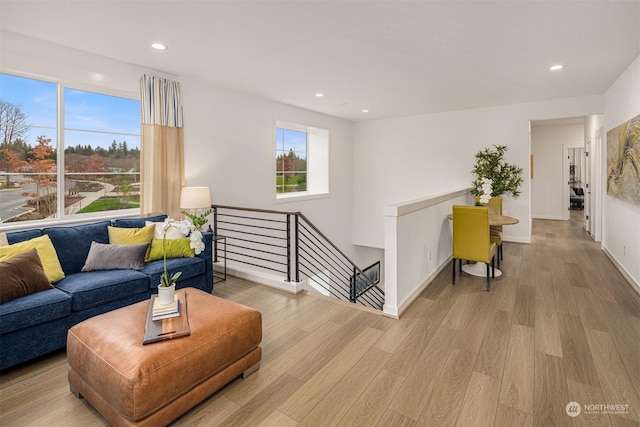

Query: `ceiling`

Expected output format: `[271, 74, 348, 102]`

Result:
[1, 1, 639, 121]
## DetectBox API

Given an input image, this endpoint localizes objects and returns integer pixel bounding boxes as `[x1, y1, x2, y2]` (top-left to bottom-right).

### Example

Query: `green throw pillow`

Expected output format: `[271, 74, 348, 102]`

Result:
[147, 238, 195, 262]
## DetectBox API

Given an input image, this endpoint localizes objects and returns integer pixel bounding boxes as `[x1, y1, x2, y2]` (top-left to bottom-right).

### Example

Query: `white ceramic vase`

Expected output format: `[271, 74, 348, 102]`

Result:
[157, 284, 176, 305]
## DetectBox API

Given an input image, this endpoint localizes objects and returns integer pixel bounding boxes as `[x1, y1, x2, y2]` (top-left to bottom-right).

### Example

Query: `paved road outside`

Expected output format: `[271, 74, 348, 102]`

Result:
[0, 180, 119, 223]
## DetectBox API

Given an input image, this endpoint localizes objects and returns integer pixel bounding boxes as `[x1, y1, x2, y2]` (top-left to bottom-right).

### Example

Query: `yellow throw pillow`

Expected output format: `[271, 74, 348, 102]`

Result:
[0, 234, 65, 283]
[147, 238, 195, 262]
[108, 224, 156, 245]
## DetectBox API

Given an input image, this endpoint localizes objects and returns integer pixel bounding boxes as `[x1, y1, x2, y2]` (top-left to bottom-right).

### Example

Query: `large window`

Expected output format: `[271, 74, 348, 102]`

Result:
[275, 120, 329, 199]
[0, 73, 140, 224]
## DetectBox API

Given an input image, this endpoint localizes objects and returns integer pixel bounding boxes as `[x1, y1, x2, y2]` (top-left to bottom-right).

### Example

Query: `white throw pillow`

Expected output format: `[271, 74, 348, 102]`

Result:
[146, 220, 187, 240]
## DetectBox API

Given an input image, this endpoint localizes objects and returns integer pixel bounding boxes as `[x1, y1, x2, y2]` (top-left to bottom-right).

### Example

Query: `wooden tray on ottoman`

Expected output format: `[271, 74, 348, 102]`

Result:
[143, 289, 190, 344]
[67, 287, 262, 427]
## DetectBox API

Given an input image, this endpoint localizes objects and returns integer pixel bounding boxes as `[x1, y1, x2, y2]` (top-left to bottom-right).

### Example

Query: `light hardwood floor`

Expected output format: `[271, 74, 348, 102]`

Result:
[1, 211, 639, 426]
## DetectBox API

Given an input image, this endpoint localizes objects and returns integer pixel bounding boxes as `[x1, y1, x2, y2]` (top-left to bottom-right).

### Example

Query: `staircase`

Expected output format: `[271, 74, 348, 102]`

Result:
[212, 205, 385, 310]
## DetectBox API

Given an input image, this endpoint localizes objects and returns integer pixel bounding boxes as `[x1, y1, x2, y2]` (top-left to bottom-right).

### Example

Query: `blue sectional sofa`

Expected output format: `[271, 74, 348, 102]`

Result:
[0, 215, 213, 371]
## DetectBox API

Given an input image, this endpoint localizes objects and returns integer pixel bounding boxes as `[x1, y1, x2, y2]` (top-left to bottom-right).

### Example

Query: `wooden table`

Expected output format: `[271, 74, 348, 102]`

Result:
[447, 213, 519, 277]
[446, 213, 519, 226]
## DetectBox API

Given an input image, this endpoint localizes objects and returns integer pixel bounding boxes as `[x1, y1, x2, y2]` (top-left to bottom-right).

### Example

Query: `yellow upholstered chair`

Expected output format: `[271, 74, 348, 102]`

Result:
[452, 205, 498, 291]
[474, 195, 504, 266]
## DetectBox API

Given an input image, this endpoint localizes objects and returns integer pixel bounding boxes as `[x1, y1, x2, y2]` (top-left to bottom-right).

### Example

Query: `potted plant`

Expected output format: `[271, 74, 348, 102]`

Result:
[181, 208, 214, 231]
[157, 218, 205, 304]
[471, 145, 523, 198]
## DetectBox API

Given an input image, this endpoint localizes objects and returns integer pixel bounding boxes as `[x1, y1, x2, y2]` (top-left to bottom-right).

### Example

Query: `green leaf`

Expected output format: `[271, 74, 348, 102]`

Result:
[471, 144, 523, 198]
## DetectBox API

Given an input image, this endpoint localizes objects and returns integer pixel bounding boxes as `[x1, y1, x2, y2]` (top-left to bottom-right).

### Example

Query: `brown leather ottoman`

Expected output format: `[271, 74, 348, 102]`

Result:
[67, 287, 261, 427]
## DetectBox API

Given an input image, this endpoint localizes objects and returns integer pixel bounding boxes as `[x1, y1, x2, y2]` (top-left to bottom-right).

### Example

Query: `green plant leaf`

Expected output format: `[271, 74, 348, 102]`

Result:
[471, 144, 523, 198]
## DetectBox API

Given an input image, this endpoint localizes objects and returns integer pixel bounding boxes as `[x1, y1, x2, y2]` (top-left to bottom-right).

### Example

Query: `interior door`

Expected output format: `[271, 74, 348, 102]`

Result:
[563, 144, 570, 220]
[585, 140, 592, 234]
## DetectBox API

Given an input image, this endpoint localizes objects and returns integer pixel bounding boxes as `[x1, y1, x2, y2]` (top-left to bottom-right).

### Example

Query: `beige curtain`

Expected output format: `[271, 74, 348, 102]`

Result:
[140, 75, 184, 218]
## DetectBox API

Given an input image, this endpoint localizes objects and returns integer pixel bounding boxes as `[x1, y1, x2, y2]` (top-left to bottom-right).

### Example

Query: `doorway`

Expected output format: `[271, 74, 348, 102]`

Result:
[568, 146, 585, 219]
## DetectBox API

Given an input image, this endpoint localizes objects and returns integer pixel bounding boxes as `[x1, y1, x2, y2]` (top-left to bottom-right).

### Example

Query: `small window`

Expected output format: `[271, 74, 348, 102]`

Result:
[275, 121, 328, 200]
[276, 127, 307, 195]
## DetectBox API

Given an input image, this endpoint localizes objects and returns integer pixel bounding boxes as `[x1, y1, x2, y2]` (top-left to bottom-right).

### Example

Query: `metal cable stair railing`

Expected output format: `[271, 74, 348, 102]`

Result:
[212, 205, 385, 310]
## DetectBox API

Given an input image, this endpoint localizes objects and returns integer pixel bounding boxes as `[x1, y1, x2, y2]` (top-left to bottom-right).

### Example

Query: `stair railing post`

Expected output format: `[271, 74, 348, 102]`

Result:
[351, 267, 357, 303]
[294, 214, 300, 283]
[213, 208, 218, 263]
[286, 214, 291, 283]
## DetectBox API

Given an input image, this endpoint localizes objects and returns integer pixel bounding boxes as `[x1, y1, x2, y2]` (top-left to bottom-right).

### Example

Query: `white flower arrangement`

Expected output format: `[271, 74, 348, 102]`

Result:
[157, 218, 205, 287]
[479, 178, 493, 204]
[157, 218, 205, 255]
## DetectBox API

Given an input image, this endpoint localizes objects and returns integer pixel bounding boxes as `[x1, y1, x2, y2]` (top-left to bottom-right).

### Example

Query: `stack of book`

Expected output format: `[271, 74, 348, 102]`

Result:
[152, 295, 180, 321]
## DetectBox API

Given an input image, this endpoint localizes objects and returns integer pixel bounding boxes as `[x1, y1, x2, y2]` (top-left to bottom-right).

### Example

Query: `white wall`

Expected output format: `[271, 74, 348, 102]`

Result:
[352, 96, 604, 249]
[1, 31, 369, 272]
[603, 55, 640, 291]
[180, 78, 362, 264]
[531, 123, 584, 220]
[0, 31, 166, 100]
[384, 188, 470, 317]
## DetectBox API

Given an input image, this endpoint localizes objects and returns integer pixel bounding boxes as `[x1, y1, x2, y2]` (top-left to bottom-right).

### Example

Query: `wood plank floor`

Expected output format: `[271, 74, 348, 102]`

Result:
[1, 211, 639, 426]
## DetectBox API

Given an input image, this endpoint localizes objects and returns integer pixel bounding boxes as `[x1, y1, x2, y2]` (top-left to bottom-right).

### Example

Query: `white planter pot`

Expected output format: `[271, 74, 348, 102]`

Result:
[157, 284, 176, 305]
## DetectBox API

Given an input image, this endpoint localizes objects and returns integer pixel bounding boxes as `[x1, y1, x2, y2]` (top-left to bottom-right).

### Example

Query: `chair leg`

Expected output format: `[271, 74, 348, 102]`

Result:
[486, 262, 490, 292]
[497, 247, 501, 269]
[452, 258, 456, 284]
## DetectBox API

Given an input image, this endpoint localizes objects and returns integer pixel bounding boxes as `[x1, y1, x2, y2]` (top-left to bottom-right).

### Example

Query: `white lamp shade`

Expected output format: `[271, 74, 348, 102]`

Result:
[180, 186, 211, 209]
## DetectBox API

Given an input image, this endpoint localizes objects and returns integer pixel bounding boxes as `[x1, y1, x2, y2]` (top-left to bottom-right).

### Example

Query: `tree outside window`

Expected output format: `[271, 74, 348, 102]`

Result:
[0, 73, 140, 223]
[276, 128, 307, 194]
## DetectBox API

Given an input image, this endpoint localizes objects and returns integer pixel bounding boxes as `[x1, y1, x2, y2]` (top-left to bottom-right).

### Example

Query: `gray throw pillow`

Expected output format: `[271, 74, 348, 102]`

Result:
[81, 241, 149, 271]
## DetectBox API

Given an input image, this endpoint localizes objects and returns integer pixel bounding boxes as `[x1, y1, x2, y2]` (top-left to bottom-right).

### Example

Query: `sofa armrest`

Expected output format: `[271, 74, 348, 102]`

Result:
[197, 231, 214, 287]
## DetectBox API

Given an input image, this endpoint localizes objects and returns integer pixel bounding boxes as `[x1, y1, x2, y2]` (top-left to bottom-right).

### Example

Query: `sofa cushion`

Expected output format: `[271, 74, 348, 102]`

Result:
[112, 215, 167, 229]
[44, 221, 111, 275]
[0, 287, 72, 334]
[142, 257, 205, 289]
[6, 229, 42, 245]
[0, 235, 65, 283]
[82, 242, 150, 272]
[55, 270, 150, 311]
[146, 220, 187, 240]
[108, 224, 155, 245]
[0, 249, 53, 303]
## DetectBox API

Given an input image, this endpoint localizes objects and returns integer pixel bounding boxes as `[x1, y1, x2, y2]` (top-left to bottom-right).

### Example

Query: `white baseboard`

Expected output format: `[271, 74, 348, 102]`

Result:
[532, 215, 566, 220]
[383, 256, 452, 318]
[223, 264, 304, 294]
[602, 246, 640, 296]
[503, 236, 531, 244]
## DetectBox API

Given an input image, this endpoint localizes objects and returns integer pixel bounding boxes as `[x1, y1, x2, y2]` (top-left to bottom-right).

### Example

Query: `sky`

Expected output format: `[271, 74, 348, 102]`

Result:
[276, 127, 307, 158]
[0, 73, 140, 149]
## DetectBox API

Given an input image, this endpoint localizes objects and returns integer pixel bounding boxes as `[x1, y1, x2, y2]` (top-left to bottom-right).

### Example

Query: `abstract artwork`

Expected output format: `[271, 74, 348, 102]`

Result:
[607, 114, 640, 206]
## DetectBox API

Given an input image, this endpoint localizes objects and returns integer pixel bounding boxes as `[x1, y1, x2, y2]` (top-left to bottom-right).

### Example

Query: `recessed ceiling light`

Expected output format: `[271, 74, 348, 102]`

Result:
[362, 109, 369, 113]
[151, 43, 167, 50]
[550, 64, 563, 71]
[315, 93, 324, 97]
